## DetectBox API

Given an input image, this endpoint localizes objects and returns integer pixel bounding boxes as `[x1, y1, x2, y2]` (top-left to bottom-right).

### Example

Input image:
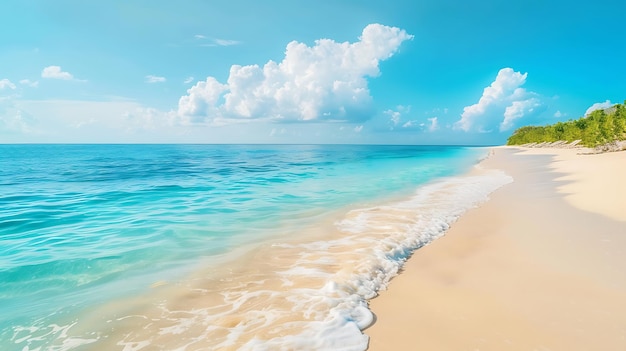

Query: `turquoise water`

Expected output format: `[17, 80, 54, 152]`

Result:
[0, 144, 498, 350]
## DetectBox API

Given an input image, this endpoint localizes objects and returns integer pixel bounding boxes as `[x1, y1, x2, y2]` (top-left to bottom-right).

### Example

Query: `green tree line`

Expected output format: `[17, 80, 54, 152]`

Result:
[507, 101, 626, 147]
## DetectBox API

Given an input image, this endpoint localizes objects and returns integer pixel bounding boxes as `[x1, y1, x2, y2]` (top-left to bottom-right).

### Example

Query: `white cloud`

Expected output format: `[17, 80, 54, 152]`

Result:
[214, 39, 240, 46]
[585, 100, 613, 116]
[554, 110, 563, 118]
[41, 66, 75, 80]
[384, 109, 401, 126]
[19, 79, 39, 88]
[178, 23, 413, 124]
[402, 120, 414, 128]
[146, 75, 166, 83]
[194, 34, 241, 47]
[377, 106, 444, 133]
[384, 105, 410, 128]
[455, 68, 542, 132]
[390, 111, 401, 125]
[0, 79, 16, 90]
[427, 117, 439, 132]
[184, 76, 194, 84]
[500, 98, 540, 131]
[354, 125, 363, 133]
[178, 77, 228, 123]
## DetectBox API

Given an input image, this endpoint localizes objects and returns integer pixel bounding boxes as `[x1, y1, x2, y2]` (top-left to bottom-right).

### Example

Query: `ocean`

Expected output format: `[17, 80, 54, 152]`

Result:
[0, 144, 511, 350]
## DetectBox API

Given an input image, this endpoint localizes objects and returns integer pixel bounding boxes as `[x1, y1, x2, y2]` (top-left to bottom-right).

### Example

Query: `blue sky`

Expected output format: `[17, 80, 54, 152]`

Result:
[1, 0, 625, 144]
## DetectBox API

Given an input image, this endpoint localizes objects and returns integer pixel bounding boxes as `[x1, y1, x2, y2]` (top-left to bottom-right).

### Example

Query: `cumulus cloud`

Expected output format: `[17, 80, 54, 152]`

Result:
[41, 66, 75, 80]
[554, 110, 563, 118]
[146, 75, 166, 83]
[500, 98, 541, 131]
[585, 100, 613, 116]
[454, 68, 543, 132]
[455, 68, 526, 131]
[0, 79, 16, 90]
[184, 76, 194, 84]
[178, 77, 228, 122]
[178, 23, 413, 124]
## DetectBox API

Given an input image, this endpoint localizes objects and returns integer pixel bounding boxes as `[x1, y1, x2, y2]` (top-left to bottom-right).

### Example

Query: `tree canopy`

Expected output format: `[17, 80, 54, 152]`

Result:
[507, 102, 626, 147]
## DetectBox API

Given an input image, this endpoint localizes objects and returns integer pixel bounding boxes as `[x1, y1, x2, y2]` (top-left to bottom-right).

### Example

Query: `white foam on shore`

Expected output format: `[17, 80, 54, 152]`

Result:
[235, 169, 513, 350]
[10, 320, 99, 351]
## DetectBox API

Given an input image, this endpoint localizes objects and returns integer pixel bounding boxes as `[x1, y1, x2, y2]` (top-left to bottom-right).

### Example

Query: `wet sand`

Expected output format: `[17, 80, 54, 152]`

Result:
[366, 147, 626, 350]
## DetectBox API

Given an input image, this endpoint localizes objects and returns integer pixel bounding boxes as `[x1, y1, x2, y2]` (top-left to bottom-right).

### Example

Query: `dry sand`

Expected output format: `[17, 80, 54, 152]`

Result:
[366, 147, 626, 351]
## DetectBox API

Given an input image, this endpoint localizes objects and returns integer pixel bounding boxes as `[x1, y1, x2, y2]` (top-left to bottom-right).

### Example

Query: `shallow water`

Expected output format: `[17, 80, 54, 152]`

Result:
[0, 144, 510, 350]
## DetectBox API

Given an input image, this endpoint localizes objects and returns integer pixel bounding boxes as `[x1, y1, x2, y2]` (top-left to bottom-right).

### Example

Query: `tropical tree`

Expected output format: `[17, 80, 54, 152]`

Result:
[507, 102, 625, 147]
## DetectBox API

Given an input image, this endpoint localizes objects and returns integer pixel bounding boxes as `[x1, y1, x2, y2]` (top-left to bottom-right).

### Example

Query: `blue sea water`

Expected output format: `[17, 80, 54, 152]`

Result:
[0, 144, 508, 350]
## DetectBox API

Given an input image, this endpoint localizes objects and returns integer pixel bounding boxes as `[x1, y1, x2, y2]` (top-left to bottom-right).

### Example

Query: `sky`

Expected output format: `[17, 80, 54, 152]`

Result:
[1, 0, 625, 145]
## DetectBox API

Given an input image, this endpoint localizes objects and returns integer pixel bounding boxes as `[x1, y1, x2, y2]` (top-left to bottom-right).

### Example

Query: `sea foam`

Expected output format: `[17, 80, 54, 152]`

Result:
[262, 169, 513, 350]
[204, 168, 514, 350]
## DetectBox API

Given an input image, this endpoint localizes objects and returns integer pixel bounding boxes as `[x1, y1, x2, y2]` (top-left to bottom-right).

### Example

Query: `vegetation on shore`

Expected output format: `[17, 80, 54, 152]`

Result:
[507, 102, 626, 147]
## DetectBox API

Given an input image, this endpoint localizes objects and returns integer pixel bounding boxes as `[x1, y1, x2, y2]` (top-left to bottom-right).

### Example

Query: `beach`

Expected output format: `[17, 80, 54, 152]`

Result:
[4, 144, 625, 350]
[366, 147, 626, 350]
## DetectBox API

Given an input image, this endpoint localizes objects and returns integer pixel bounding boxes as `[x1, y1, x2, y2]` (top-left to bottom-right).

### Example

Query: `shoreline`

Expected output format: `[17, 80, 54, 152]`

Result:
[4, 145, 492, 350]
[365, 147, 626, 350]
[11, 147, 498, 350]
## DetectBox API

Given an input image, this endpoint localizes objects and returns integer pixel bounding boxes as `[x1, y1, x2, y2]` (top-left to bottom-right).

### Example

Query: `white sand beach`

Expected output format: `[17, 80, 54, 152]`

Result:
[366, 147, 626, 350]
